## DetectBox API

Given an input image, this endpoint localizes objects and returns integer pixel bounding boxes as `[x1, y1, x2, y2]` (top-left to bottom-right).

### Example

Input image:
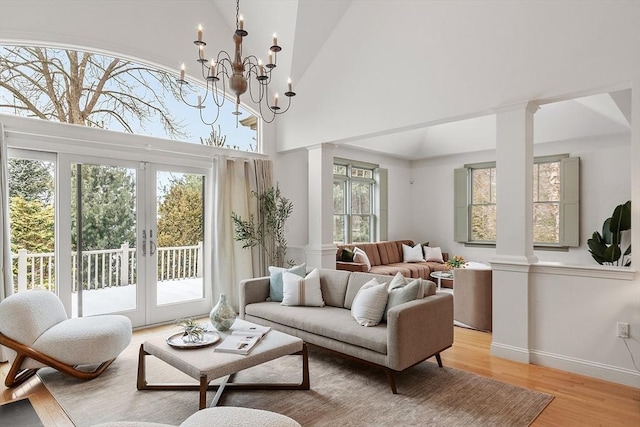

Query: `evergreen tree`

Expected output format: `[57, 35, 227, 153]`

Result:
[157, 175, 203, 247]
[8, 158, 54, 204]
[71, 165, 136, 251]
[9, 196, 54, 253]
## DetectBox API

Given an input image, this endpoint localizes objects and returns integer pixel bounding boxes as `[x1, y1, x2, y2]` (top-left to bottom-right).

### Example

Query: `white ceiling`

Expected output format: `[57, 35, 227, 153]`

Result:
[334, 90, 632, 160]
[0, 0, 636, 161]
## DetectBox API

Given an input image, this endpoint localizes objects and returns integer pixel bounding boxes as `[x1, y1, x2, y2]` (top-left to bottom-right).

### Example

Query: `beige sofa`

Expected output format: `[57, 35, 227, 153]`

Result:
[239, 268, 454, 393]
[335, 240, 449, 280]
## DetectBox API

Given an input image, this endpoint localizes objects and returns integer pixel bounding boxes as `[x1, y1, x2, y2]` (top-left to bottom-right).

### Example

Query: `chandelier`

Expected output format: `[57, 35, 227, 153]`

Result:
[178, 0, 296, 125]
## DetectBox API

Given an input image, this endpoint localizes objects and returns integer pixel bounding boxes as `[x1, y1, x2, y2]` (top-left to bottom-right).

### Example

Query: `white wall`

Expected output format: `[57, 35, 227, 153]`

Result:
[529, 268, 639, 386]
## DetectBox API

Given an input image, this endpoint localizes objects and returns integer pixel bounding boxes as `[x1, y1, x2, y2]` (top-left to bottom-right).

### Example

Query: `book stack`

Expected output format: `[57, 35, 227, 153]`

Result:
[214, 323, 271, 355]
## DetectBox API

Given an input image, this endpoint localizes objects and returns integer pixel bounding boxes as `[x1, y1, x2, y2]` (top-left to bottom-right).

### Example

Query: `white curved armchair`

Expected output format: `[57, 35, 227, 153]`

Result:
[0, 289, 132, 387]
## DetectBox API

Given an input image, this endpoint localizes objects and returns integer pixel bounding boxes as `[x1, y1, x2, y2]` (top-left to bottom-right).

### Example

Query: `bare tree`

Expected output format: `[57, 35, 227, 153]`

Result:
[0, 46, 187, 138]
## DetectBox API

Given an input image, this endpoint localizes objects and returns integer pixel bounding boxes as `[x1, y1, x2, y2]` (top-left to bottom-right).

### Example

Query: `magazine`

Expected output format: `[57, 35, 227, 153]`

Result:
[230, 323, 271, 338]
[214, 334, 261, 355]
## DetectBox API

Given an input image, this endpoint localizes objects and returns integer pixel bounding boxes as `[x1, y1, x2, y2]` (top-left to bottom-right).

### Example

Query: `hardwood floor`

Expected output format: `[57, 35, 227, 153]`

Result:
[1, 325, 638, 426]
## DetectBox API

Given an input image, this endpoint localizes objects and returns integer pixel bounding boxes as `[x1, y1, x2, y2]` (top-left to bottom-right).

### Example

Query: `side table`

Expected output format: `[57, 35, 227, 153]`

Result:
[430, 270, 453, 291]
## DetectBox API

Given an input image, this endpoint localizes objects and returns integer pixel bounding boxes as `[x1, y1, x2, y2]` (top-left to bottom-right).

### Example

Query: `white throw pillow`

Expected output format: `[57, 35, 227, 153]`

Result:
[353, 247, 372, 272]
[402, 243, 425, 263]
[388, 272, 425, 298]
[385, 278, 421, 321]
[281, 268, 325, 307]
[423, 246, 444, 263]
[351, 278, 388, 327]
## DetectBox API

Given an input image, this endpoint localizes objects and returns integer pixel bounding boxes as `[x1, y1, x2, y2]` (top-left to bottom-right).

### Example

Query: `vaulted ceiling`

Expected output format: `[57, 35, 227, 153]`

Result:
[0, 0, 637, 160]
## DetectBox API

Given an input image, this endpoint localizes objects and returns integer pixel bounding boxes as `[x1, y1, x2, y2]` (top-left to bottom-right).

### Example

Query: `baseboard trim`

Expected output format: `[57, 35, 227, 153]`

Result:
[490, 342, 531, 363]
[530, 349, 640, 388]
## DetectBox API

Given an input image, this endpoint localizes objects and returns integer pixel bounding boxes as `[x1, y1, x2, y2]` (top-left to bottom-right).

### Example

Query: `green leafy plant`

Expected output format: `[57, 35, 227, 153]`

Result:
[232, 184, 293, 269]
[587, 200, 631, 266]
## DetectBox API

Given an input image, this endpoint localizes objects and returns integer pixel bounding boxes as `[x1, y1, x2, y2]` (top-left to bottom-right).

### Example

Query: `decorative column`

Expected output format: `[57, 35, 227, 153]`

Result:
[490, 101, 538, 364]
[306, 144, 337, 268]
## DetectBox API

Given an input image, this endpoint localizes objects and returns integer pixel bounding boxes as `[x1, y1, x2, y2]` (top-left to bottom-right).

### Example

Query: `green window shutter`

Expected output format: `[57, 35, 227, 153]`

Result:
[454, 168, 469, 242]
[559, 157, 580, 247]
[378, 168, 388, 241]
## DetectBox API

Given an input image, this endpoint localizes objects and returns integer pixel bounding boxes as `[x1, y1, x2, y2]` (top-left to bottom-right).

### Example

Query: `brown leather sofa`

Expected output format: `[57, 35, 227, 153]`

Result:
[335, 240, 448, 280]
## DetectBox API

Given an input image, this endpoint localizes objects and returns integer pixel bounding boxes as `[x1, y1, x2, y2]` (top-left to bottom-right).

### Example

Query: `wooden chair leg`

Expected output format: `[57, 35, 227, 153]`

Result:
[385, 368, 398, 394]
[435, 353, 443, 367]
[4, 354, 39, 387]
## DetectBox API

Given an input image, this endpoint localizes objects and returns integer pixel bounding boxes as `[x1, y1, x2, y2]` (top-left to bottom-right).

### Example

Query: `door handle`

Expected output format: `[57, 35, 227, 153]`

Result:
[149, 230, 156, 255]
[142, 230, 147, 256]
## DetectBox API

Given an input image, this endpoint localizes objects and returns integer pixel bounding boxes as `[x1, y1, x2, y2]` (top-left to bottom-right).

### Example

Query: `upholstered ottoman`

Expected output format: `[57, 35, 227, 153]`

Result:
[92, 406, 302, 427]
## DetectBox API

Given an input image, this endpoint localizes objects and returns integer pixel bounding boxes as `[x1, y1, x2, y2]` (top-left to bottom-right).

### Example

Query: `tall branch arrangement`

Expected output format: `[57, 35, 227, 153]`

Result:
[232, 185, 293, 268]
[0, 46, 187, 138]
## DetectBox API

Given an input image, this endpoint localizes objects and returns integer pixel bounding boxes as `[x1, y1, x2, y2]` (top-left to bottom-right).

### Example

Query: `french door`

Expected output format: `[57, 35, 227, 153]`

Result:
[61, 155, 211, 327]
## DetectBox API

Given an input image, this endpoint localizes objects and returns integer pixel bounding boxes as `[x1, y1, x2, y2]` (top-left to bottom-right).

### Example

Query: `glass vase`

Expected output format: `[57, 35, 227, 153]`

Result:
[209, 293, 236, 331]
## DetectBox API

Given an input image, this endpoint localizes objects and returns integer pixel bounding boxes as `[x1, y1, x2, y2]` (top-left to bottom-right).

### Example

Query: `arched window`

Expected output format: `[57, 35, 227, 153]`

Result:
[0, 45, 258, 152]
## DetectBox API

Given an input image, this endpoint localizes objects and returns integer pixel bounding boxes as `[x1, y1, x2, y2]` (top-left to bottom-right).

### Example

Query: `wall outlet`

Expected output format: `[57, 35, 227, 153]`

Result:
[617, 322, 630, 339]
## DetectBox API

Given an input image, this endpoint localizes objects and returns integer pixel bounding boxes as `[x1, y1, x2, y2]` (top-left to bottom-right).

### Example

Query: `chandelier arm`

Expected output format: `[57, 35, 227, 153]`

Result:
[198, 100, 222, 126]
[202, 79, 225, 109]
[177, 82, 201, 109]
[255, 95, 277, 124]
[245, 75, 267, 105]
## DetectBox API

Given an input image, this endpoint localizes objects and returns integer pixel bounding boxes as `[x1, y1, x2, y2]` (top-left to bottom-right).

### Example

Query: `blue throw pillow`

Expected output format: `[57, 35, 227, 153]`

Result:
[268, 264, 306, 302]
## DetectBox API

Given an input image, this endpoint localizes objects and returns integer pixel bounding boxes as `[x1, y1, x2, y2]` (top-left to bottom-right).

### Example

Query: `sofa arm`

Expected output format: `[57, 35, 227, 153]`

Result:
[386, 293, 454, 371]
[238, 276, 270, 319]
[336, 261, 368, 272]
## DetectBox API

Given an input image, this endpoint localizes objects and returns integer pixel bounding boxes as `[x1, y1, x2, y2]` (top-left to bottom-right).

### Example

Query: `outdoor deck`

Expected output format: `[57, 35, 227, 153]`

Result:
[70, 278, 203, 317]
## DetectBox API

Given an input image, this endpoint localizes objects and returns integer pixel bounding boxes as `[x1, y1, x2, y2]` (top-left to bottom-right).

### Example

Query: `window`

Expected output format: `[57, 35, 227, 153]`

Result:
[333, 160, 385, 244]
[470, 165, 497, 242]
[454, 155, 579, 247]
[0, 44, 258, 152]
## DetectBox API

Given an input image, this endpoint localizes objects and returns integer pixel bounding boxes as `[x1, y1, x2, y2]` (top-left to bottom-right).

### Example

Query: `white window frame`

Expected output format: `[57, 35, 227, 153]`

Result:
[333, 159, 382, 244]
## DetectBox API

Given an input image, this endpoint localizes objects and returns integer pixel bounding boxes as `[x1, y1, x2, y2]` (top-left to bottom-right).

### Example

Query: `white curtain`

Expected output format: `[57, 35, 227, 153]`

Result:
[212, 156, 273, 309]
[0, 123, 12, 300]
[0, 123, 13, 361]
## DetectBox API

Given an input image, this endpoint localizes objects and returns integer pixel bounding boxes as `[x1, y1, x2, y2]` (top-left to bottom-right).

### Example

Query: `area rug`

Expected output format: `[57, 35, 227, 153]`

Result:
[38, 334, 553, 426]
[0, 398, 44, 427]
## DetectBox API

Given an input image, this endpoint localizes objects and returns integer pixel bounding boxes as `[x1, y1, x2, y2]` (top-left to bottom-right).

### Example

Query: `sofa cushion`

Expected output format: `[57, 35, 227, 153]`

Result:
[402, 243, 425, 263]
[384, 278, 421, 321]
[422, 279, 437, 297]
[318, 269, 351, 308]
[281, 269, 325, 307]
[351, 278, 389, 327]
[344, 272, 392, 309]
[244, 302, 388, 354]
[374, 263, 432, 279]
[340, 247, 355, 262]
[423, 246, 445, 263]
[268, 264, 306, 302]
[353, 247, 372, 271]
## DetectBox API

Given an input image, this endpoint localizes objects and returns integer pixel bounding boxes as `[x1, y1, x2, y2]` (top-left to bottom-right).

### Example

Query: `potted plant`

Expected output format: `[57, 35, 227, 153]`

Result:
[587, 200, 631, 266]
[232, 184, 293, 269]
[176, 317, 207, 343]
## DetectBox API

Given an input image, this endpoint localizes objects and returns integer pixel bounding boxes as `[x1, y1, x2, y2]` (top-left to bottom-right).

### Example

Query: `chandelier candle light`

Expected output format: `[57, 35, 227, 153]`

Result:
[178, 0, 296, 125]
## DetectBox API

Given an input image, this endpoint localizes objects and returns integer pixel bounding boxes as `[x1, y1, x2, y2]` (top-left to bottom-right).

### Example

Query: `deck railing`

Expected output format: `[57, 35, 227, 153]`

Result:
[10, 242, 203, 293]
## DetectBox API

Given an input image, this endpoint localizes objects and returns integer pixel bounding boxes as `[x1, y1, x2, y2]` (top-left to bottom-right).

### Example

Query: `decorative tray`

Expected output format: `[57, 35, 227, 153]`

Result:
[166, 331, 221, 349]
